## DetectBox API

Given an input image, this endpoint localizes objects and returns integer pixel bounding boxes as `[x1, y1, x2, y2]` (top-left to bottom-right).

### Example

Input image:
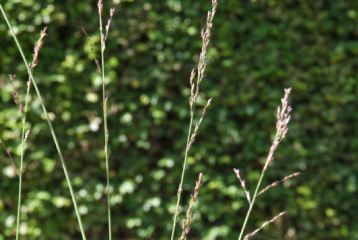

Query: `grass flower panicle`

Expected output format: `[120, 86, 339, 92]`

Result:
[258, 172, 301, 197]
[236, 88, 297, 240]
[179, 173, 203, 240]
[243, 211, 287, 240]
[0, 1, 302, 239]
[170, 1, 218, 239]
[234, 168, 251, 204]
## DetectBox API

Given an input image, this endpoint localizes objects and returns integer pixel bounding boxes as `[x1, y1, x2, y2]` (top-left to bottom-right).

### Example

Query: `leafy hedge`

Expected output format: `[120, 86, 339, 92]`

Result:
[1, 0, 358, 239]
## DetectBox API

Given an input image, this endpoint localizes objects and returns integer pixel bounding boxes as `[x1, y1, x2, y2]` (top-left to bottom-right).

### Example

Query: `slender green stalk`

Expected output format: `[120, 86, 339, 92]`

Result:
[237, 166, 268, 240]
[15, 124, 25, 240]
[170, 107, 196, 240]
[98, 3, 112, 239]
[0, 5, 87, 240]
[171, 81, 211, 240]
[15, 76, 31, 240]
[102, 41, 112, 240]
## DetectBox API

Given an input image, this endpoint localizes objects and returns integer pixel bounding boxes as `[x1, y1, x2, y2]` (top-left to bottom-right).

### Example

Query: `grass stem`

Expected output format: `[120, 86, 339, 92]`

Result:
[170, 108, 195, 240]
[237, 168, 267, 240]
[15, 75, 31, 240]
[0, 5, 87, 240]
[98, 2, 112, 238]
[170, 1, 217, 238]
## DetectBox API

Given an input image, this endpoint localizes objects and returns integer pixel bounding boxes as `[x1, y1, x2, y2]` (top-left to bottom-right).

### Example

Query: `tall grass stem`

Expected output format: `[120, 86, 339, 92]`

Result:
[170, 1, 217, 238]
[15, 75, 31, 240]
[170, 108, 195, 240]
[98, 2, 112, 239]
[0, 5, 87, 240]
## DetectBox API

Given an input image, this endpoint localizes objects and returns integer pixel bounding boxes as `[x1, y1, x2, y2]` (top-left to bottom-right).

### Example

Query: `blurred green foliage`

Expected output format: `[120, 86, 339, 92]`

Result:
[1, 0, 358, 239]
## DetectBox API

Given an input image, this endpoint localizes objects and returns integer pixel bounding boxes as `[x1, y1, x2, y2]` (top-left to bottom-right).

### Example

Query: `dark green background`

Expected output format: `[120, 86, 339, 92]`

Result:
[1, 0, 357, 239]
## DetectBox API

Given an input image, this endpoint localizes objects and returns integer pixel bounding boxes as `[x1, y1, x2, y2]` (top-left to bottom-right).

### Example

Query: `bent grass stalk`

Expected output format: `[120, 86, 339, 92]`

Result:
[170, 1, 217, 239]
[0, 5, 87, 240]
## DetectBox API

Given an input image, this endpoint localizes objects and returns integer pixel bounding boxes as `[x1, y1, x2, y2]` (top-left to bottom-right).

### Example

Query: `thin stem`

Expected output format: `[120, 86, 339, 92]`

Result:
[170, 108, 195, 240]
[237, 170, 266, 240]
[0, 5, 87, 240]
[170, 14, 212, 235]
[170, 63, 204, 239]
[99, 8, 112, 240]
[237, 130, 280, 240]
[15, 76, 31, 240]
